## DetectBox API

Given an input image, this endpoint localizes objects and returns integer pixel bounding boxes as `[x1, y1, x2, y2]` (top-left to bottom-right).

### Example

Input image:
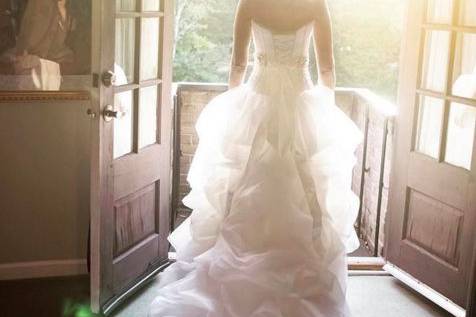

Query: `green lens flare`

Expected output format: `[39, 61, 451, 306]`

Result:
[75, 305, 94, 317]
[63, 299, 96, 317]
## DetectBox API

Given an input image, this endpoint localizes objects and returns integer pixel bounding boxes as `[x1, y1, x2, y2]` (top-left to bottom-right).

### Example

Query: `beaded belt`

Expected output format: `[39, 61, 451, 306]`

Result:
[255, 53, 309, 68]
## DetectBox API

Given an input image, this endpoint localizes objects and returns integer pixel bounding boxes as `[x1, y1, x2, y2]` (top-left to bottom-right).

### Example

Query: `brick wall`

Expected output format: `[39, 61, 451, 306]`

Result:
[173, 83, 395, 256]
[352, 92, 395, 256]
[174, 84, 228, 226]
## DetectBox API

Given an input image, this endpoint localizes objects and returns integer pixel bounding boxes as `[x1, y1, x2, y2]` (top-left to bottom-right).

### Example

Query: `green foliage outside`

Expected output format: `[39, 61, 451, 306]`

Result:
[173, 0, 405, 101]
[173, 0, 237, 83]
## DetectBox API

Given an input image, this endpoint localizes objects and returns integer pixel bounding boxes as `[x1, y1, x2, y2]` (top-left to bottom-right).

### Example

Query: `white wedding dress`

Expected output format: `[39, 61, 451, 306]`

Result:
[149, 20, 363, 317]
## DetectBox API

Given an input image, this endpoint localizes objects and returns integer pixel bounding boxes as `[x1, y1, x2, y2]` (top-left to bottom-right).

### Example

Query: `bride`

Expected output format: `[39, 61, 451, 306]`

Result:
[149, 0, 363, 316]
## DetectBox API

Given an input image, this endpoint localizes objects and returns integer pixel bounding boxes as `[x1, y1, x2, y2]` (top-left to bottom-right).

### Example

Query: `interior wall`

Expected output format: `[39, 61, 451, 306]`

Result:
[0, 99, 91, 277]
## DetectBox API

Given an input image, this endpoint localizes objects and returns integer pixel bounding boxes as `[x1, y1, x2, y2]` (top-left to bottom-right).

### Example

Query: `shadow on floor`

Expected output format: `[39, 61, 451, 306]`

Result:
[0, 273, 455, 317]
[348, 238, 373, 257]
[0, 275, 100, 317]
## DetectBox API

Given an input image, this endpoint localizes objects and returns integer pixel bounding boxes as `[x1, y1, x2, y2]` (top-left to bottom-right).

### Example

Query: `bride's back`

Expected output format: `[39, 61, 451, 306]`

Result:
[244, 0, 319, 32]
[229, 0, 335, 89]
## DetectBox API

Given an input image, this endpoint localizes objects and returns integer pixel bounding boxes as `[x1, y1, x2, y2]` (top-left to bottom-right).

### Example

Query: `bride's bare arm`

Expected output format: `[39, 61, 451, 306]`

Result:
[313, 0, 336, 90]
[228, 0, 252, 89]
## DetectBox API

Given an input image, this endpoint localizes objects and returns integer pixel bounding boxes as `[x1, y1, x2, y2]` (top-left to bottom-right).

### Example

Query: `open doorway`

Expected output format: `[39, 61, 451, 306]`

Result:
[171, 0, 405, 260]
[0, 0, 475, 317]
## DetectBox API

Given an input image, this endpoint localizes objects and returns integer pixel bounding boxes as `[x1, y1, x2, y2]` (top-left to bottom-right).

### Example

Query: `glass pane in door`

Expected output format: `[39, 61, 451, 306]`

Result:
[116, 0, 137, 11]
[140, 18, 160, 80]
[139, 86, 158, 148]
[415, 96, 445, 158]
[114, 91, 134, 158]
[115, 18, 136, 85]
[427, 0, 454, 24]
[445, 103, 476, 169]
[421, 31, 451, 92]
[460, 0, 476, 26]
[143, 0, 160, 11]
[452, 33, 476, 99]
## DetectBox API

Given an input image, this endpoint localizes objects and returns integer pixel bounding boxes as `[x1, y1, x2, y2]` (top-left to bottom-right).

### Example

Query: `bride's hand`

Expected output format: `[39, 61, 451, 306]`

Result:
[228, 64, 247, 89]
[317, 69, 336, 91]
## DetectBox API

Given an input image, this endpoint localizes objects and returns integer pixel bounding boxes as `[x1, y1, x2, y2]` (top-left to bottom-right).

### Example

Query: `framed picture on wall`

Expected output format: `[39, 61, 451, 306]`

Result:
[0, 0, 91, 91]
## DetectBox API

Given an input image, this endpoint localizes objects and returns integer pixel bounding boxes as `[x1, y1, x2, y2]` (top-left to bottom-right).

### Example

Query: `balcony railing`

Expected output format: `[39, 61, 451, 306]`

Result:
[171, 82, 397, 257]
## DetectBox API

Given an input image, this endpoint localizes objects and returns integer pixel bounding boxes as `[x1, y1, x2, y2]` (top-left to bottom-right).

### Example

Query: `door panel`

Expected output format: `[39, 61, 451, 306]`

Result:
[91, 0, 174, 312]
[386, 0, 476, 308]
[113, 183, 158, 256]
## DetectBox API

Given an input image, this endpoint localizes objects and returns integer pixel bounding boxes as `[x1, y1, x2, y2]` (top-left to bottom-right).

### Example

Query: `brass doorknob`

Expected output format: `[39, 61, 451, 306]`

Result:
[103, 105, 126, 122]
[102, 70, 116, 87]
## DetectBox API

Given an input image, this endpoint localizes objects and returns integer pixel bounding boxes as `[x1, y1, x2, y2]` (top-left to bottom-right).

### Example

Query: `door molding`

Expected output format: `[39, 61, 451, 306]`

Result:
[0, 91, 91, 102]
[0, 259, 88, 280]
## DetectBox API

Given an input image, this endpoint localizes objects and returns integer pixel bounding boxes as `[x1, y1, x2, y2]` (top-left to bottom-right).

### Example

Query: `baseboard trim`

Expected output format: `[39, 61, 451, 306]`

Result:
[0, 259, 88, 280]
[384, 262, 466, 317]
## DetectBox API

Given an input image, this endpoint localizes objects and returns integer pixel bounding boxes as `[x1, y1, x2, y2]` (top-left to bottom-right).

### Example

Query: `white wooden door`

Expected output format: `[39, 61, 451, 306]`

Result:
[385, 0, 476, 315]
[89, 0, 175, 313]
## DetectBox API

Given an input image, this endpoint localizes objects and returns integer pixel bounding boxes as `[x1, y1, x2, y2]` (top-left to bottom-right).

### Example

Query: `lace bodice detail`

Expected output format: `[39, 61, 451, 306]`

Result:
[251, 21, 313, 68]
[247, 21, 314, 93]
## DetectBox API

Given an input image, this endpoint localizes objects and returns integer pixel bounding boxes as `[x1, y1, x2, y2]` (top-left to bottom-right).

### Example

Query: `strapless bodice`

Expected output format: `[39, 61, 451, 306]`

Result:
[251, 20, 313, 67]
[247, 20, 315, 93]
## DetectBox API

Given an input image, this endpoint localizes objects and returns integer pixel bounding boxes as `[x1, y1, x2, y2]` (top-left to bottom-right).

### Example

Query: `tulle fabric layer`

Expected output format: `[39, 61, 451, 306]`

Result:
[149, 81, 363, 317]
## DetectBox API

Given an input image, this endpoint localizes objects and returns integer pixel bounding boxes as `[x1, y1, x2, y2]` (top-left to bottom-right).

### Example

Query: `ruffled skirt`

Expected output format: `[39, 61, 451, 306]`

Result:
[149, 82, 363, 317]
